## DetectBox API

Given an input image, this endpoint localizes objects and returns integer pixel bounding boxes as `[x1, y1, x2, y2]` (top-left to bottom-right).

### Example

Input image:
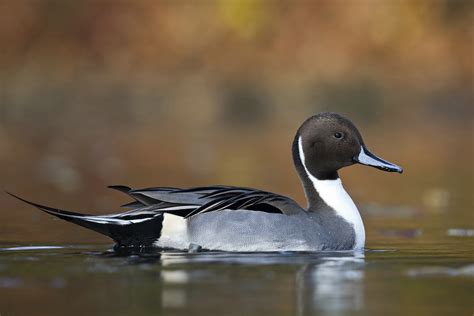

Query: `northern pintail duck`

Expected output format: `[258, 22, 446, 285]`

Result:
[10, 113, 402, 251]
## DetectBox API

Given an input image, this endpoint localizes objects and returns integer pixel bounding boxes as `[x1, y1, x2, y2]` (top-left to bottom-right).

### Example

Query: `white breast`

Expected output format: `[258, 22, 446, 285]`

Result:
[298, 137, 365, 249]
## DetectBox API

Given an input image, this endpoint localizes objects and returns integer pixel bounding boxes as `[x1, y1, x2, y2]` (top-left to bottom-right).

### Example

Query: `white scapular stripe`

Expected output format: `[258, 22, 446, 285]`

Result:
[298, 137, 365, 249]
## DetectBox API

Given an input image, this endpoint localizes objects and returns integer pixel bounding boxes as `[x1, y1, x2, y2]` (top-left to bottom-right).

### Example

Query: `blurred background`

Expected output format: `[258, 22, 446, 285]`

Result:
[0, 0, 472, 244]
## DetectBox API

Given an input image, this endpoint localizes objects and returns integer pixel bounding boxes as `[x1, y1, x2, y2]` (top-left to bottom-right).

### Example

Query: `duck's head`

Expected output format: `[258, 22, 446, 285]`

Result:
[293, 112, 403, 180]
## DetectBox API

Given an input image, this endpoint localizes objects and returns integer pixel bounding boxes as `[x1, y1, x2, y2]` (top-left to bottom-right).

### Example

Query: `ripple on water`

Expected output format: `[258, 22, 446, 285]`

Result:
[0, 276, 23, 288]
[406, 264, 474, 277]
[447, 228, 474, 237]
[0, 246, 66, 252]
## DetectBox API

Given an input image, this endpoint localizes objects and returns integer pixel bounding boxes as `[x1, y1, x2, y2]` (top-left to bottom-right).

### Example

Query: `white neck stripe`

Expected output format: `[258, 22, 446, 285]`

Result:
[297, 136, 365, 249]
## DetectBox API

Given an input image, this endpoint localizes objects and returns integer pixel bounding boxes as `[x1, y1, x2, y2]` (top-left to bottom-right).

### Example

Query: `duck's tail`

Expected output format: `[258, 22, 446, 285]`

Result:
[7, 192, 164, 248]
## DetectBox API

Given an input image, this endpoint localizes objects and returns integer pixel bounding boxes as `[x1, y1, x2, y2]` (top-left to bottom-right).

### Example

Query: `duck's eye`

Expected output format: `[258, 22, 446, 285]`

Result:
[334, 132, 343, 139]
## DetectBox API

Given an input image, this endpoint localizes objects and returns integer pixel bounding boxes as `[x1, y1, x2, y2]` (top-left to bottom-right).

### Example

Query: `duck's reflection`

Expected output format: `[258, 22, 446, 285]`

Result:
[158, 251, 366, 314]
[99, 248, 366, 314]
[160, 270, 189, 308]
[296, 252, 365, 315]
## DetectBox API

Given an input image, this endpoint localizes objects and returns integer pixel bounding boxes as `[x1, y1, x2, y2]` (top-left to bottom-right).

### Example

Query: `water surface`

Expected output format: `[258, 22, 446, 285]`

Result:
[0, 222, 473, 316]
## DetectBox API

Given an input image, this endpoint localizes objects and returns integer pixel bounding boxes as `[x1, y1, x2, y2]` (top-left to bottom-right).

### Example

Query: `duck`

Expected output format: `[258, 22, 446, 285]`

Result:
[9, 112, 402, 252]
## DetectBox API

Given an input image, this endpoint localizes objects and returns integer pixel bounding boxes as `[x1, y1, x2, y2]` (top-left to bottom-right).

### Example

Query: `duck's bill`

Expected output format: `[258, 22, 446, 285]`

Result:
[353, 146, 403, 173]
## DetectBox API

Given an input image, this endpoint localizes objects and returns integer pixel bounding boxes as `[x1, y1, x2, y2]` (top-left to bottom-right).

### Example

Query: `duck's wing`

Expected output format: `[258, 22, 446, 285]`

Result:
[109, 185, 304, 218]
[8, 186, 303, 247]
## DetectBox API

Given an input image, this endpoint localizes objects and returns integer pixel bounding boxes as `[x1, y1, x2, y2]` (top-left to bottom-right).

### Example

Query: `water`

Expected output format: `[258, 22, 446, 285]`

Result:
[0, 221, 473, 316]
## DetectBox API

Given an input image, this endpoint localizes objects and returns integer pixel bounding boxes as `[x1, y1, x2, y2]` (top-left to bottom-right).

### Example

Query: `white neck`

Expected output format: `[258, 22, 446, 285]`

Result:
[298, 137, 365, 249]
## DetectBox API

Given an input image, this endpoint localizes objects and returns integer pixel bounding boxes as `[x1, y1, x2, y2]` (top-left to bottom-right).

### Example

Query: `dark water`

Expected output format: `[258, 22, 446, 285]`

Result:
[0, 224, 473, 316]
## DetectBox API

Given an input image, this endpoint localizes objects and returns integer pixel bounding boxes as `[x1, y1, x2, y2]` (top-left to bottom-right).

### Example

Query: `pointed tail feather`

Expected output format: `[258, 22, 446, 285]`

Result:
[7, 192, 163, 247]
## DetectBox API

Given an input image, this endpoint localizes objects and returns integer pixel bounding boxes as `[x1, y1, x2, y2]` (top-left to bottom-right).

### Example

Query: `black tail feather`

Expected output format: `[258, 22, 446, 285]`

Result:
[7, 192, 163, 247]
[107, 185, 132, 193]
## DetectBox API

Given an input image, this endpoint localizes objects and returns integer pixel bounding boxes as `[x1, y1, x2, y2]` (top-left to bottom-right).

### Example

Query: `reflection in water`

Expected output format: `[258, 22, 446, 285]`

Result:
[0, 245, 66, 251]
[296, 252, 365, 316]
[0, 245, 473, 316]
[161, 270, 189, 308]
[162, 270, 189, 284]
[158, 250, 366, 315]
[25, 247, 368, 314]
[162, 288, 187, 309]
